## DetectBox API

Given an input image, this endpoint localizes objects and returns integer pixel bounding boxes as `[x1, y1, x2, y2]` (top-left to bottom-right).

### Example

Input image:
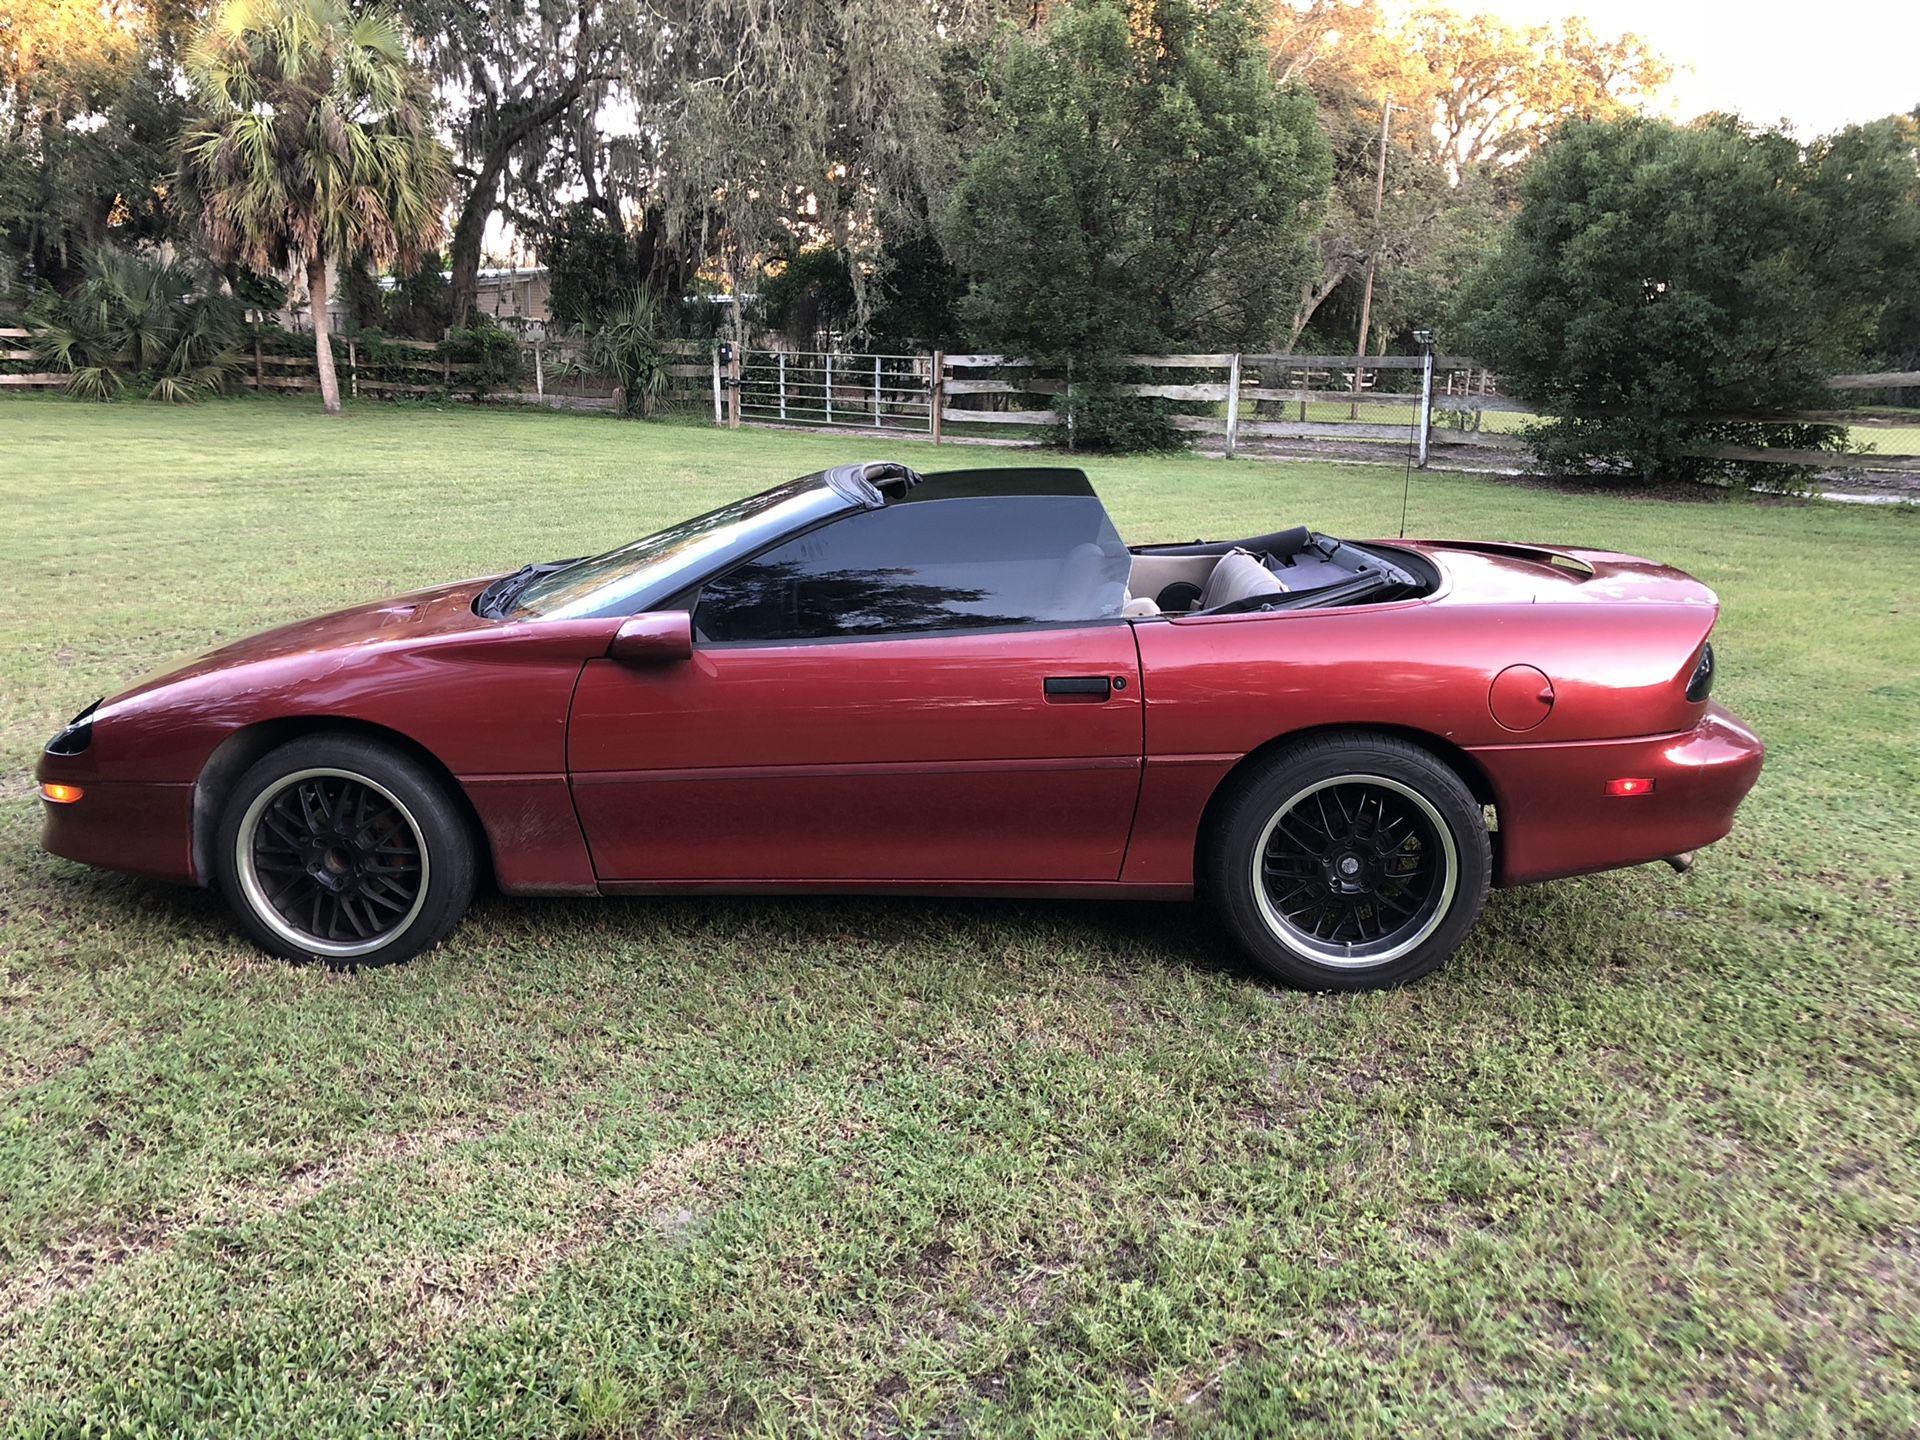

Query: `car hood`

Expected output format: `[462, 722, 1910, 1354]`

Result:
[114, 577, 506, 704]
[54, 575, 627, 787]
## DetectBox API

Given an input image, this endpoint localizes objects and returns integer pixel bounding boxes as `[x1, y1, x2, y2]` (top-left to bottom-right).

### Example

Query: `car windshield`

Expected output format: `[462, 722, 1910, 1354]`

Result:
[509, 475, 846, 620]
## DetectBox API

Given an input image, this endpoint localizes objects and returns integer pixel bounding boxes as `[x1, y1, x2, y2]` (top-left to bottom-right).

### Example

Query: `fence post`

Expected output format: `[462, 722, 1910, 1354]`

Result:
[347, 338, 357, 399]
[777, 351, 787, 420]
[873, 354, 882, 427]
[1224, 352, 1241, 458]
[825, 352, 834, 424]
[253, 337, 263, 391]
[1417, 344, 1434, 469]
[930, 351, 943, 443]
[711, 347, 723, 425]
[1065, 357, 1075, 452]
[727, 346, 741, 429]
[534, 339, 544, 401]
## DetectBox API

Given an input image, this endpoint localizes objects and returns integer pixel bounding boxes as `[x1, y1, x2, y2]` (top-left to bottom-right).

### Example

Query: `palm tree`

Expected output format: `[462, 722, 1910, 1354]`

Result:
[177, 0, 451, 415]
[588, 290, 674, 417]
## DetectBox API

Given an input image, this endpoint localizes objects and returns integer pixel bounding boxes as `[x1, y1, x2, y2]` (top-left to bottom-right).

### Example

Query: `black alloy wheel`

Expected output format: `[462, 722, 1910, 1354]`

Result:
[238, 768, 430, 955]
[215, 735, 476, 967]
[1206, 732, 1491, 990]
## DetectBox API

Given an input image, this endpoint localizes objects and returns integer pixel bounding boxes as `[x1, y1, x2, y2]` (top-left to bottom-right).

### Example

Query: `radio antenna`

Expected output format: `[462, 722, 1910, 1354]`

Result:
[1400, 329, 1433, 539]
[1398, 414, 1417, 540]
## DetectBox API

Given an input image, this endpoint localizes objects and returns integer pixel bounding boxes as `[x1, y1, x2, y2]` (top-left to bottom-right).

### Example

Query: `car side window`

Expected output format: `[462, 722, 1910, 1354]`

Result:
[694, 495, 1131, 642]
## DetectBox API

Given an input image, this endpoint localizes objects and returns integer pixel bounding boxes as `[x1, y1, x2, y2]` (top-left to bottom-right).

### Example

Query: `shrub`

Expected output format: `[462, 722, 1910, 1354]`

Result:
[944, 0, 1329, 452]
[438, 318, 523, 398]
[1455, 116, 1919, 484]
[1052, 373, 1184, 453]
[28, 248, 244, 402]
[587, 290, 673, 417]
[754, 246, 856, 347]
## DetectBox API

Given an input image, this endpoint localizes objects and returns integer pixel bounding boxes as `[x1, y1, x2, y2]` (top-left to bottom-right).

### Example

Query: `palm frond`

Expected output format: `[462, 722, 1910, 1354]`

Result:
[589, 290, 676, 418]
[148, 375, 198, 404]
[65, 366, 123, 402]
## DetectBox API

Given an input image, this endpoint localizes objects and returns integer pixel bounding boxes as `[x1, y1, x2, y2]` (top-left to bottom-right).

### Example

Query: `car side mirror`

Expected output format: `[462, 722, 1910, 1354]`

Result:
[608, 611, 693, 665]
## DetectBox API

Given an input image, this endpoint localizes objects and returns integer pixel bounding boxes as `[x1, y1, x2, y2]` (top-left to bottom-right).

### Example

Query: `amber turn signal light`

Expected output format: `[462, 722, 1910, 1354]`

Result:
[1605, 777, 1654, 797]
[39, 782, 84, 805]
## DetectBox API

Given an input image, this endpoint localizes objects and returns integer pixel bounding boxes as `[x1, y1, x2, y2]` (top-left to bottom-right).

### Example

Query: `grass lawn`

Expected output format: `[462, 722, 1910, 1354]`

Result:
[1, 392, 1917, 1437]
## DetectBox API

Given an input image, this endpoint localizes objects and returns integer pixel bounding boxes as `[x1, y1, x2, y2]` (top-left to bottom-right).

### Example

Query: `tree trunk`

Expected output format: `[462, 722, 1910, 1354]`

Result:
[445, 163, 500, 328]
[447, 81, 590, 324]
[309, 255, 342, 416]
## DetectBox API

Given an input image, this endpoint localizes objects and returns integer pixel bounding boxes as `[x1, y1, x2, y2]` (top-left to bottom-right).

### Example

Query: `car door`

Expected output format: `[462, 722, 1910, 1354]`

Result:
[566, 489, 1145, 884]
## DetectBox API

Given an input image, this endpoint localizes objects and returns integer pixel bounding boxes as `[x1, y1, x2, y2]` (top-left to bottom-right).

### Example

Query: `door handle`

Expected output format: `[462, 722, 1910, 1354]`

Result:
[1044, 675, 1112, 700]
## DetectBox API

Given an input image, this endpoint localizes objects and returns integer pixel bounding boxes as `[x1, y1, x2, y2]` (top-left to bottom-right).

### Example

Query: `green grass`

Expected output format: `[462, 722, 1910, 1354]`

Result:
[1, 392, 1917, 1438]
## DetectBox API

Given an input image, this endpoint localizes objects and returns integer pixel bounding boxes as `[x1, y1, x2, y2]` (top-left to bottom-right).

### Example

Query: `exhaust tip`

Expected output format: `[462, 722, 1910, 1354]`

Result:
[1664, 851, 1696, 874]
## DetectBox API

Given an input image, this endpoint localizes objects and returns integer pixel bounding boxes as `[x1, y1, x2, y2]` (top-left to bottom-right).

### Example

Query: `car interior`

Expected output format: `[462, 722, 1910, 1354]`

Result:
[1123, 527, 1434, 617]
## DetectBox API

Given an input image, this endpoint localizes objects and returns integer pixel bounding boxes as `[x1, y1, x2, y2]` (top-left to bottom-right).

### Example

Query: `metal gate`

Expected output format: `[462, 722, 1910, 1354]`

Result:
[734, 350, 935, 433]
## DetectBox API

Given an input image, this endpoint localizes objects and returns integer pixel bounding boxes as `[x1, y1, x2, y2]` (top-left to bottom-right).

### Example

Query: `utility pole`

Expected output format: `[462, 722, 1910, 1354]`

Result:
[1350, 94, 1392, 420]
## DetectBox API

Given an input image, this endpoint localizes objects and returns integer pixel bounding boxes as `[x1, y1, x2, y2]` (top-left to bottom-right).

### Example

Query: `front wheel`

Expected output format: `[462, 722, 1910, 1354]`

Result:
[1204, 734, 1491, 990]
[215, 735, 477, 967]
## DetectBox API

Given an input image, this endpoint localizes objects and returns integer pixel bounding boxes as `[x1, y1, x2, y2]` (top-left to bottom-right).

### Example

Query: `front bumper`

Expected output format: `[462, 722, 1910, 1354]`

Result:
[1472, 702, 1765, 887]
[35, 749, 198, 885]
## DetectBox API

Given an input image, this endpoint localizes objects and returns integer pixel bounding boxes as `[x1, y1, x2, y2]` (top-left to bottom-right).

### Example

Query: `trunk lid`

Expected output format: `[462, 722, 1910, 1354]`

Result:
[1396, 539, 1719, 610]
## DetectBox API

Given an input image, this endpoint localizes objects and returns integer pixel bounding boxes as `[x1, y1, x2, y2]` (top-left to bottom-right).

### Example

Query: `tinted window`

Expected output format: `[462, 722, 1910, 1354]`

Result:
[509, 475, 847, 620]
[695, 495, 1130, 642]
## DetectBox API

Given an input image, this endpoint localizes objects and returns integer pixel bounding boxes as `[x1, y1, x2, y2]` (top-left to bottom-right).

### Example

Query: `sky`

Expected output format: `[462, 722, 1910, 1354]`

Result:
[1415, 0, 1920, 137]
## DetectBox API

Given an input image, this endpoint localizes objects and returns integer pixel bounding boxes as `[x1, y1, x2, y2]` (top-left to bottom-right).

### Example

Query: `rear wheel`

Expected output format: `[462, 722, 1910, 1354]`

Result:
[215, 735, 476, 967]
[1205, 733, 1490, 990]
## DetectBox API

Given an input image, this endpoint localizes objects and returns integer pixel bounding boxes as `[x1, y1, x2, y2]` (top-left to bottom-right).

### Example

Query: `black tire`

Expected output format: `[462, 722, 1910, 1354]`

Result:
[1204, 732, 1490, 990]
[214, 734, 477, 968]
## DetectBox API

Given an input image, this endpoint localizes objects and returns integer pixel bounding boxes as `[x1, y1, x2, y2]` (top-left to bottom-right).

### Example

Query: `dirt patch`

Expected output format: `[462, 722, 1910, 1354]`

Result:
[381, 1129, 766, 1348]
[0, 1120, 495, 1326]
[0, 1041, 97, 1093]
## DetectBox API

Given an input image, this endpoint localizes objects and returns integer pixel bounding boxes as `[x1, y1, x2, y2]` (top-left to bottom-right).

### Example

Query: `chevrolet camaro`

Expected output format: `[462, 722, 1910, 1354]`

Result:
[36, 461, 1764, 989]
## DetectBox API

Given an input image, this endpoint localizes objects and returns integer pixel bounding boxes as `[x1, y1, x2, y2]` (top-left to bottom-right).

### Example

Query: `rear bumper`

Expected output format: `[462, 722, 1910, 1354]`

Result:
[1473, 703, 1765, 887]
[35, 776, 198, 885]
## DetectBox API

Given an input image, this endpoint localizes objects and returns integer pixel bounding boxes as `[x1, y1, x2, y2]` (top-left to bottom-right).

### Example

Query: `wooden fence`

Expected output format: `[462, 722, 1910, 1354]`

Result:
[0, 329, 709, 413]
[0, 327, 56, 387]
[936, 352, 1482, 454]
[918, 353, 1920, 473]
[8, 324, 1916, 474]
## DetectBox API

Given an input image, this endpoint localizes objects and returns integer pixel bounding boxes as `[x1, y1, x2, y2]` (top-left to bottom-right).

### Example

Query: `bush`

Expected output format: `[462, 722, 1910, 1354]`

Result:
[542, 205, 694, 331]
[1052, 374, 1185, 453]
[753, 246, 855, 347]
[222, 263, 289, 317]
[587, 290, 673, 417]
[335, 254, 449, 340]
[1455, 116, 1920, 484]
[438, 318, 523, 398]
[27, 248, 244, 402]
[944, 0, 1329, 453]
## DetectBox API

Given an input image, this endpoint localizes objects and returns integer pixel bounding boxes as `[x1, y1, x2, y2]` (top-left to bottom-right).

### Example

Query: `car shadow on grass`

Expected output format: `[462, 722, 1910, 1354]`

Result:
[473, 889, 1306, 992]
[31, 853, 1658, 998]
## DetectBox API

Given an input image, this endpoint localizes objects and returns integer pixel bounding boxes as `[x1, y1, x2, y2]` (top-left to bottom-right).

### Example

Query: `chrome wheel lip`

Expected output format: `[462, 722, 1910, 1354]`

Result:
[1249, 772, 1458, 970]
[235, 767, 430, 959]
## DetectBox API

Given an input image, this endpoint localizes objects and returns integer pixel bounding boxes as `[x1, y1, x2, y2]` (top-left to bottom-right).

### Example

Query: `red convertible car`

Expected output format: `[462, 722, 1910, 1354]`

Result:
[37, 462, 1763, 989]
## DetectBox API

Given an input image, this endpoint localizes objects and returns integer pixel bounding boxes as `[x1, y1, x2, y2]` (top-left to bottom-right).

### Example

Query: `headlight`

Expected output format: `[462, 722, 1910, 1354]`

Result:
[45, 699, 101, 756]
[1685, 643, 1715, 703]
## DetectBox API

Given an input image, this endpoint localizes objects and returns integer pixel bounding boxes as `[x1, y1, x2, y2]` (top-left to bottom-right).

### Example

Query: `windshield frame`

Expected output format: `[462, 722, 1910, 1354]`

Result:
[506, 472, 863, 621]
